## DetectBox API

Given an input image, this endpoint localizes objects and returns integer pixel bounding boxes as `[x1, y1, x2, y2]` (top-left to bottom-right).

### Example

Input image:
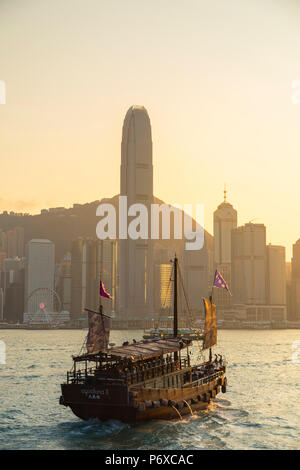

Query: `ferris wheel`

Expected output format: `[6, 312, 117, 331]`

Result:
[26, 287, 62, 326]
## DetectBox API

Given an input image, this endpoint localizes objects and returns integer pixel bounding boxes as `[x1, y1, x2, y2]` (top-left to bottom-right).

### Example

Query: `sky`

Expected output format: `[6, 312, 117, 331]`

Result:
[0, 0, 300, 259]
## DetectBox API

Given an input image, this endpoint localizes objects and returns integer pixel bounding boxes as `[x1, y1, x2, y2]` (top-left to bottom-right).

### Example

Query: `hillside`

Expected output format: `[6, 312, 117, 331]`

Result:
[0, 197, 213, 261]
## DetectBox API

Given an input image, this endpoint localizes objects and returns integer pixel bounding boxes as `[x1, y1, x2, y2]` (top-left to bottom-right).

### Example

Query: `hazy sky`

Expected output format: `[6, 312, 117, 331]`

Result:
[1, 0, 300, 259]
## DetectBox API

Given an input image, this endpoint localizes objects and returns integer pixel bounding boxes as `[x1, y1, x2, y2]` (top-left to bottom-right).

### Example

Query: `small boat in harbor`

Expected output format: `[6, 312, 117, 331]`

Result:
[143, 327, 201, 340]
[59, 257, 228, 422]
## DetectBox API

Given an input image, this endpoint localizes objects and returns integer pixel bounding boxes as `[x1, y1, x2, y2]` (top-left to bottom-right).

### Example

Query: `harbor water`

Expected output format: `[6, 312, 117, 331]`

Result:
[0, 329, 299, 450]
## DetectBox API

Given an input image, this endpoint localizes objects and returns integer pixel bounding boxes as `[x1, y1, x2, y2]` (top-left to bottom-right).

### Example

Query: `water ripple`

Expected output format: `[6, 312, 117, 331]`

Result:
[1, 329, 300, 450]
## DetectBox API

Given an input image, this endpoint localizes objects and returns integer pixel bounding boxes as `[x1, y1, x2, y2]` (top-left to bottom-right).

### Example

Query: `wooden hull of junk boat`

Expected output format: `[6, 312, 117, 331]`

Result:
[60, 374, 227, 422]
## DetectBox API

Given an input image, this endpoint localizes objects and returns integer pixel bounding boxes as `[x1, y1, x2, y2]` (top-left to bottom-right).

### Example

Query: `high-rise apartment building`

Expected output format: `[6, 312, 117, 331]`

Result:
[291, 239, 300, 321]
[183, 232, 214, 315]
[0, 230, 7, 253]
[0, 227, 24, 258]
[56, 253, 72, 313]
[231, 223, 267, 305]
[24, 239, 55, 315]
[267, 244, 286, 306]
[71, 238, 116, 320]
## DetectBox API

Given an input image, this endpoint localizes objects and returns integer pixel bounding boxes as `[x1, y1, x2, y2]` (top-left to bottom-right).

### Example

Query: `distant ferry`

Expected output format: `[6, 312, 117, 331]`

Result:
[241, 321, 271, 330]
[143, 327, 201, 340]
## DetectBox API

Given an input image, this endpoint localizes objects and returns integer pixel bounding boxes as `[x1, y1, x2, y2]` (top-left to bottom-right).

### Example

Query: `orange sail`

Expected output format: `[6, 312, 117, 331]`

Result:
[202, 298, 217, 350]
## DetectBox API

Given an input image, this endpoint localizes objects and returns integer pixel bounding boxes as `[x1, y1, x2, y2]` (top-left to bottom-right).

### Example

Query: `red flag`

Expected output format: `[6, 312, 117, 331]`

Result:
[100, 280, 112, 299]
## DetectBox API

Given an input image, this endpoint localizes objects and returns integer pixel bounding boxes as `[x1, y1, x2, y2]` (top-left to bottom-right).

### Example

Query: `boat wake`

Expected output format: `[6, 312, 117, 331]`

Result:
[67, 418, 129, 437]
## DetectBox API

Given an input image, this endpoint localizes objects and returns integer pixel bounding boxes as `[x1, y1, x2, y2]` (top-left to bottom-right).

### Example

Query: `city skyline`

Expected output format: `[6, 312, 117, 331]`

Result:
[2, 0, 300, 453]
[1, 0, 300, 261]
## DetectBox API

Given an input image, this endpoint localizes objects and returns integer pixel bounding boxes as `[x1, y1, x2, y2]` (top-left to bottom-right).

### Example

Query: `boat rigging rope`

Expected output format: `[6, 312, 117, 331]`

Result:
[157, 263, 174, 329]
[177, 262, 204, 358]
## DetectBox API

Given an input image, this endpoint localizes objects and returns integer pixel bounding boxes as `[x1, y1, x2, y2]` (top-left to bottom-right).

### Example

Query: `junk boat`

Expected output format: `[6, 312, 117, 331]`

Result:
[59, 257, 228, 421]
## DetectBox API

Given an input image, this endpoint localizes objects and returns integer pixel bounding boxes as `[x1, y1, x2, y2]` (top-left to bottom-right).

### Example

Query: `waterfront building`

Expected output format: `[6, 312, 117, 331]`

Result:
[291, 239, 300, 321]
[267, 244, 286, 307]
[56, 252, 72, 313]
[231, 223, 267, 305]
[24, 239, 55, 316]
[71, 238, 116, 320]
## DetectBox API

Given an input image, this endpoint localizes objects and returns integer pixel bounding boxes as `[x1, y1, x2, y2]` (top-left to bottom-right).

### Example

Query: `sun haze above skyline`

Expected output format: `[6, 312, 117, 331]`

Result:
[0, 0, 300, 259]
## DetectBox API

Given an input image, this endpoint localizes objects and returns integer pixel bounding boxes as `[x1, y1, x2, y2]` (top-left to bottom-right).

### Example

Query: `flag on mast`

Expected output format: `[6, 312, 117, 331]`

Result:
[213, 270, 232, 295]
[100, 280, 113, 299]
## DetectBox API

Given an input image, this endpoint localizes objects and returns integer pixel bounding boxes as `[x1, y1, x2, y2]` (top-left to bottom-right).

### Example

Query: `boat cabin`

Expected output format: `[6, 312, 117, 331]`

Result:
[66, 337, 225, 392]
[68, 337, 194, 388]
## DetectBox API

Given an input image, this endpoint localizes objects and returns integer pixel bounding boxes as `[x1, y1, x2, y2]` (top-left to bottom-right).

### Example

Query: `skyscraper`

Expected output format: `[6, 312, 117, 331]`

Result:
[15, 227, 25, 258]
[213, 188, 237, 307]
[0, 230, 7, 254]
[24, 239, 55, 315]
[0, 227, 24, 259]
[119, 106, 154, 319]
[71, 238, 116, 320]
[153, 263, 173, 315]
[6, 230, 17, 258]
[231, 223, 267, 305]
[291, 239, 300, 321]
[214, 188, 237, 265]
[71, 238, 95, 320]
[56, 252, 72, 313]
[267, 244, 286, 306]
[183, 231, 214, 314]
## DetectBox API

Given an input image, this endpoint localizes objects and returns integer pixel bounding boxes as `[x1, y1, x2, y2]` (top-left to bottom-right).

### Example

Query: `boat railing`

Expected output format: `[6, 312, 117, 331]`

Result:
[190, 370, 224, 387]
[66, 357, 191, 385]
[103, 359, 187, 385]
[124, 359, 187, 385]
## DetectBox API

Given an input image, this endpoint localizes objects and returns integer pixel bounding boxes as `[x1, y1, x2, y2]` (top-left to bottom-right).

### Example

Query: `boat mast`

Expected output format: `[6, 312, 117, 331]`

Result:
[99, 278, 103, 315]
[173, 255, 178, 338]
[173, 255, 179, 362]
[209, 294, 213, 363]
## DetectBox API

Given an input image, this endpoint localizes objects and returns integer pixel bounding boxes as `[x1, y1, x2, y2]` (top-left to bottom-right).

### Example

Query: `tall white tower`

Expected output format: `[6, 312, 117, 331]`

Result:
[119, 106, 154, 318]
[213, 188, 237, 306]
[214, 187, 237, 265]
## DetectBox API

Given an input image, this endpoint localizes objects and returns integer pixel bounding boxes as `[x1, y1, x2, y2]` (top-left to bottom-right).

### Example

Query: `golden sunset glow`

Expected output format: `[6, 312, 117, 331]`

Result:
[1, 0, 300, 258]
